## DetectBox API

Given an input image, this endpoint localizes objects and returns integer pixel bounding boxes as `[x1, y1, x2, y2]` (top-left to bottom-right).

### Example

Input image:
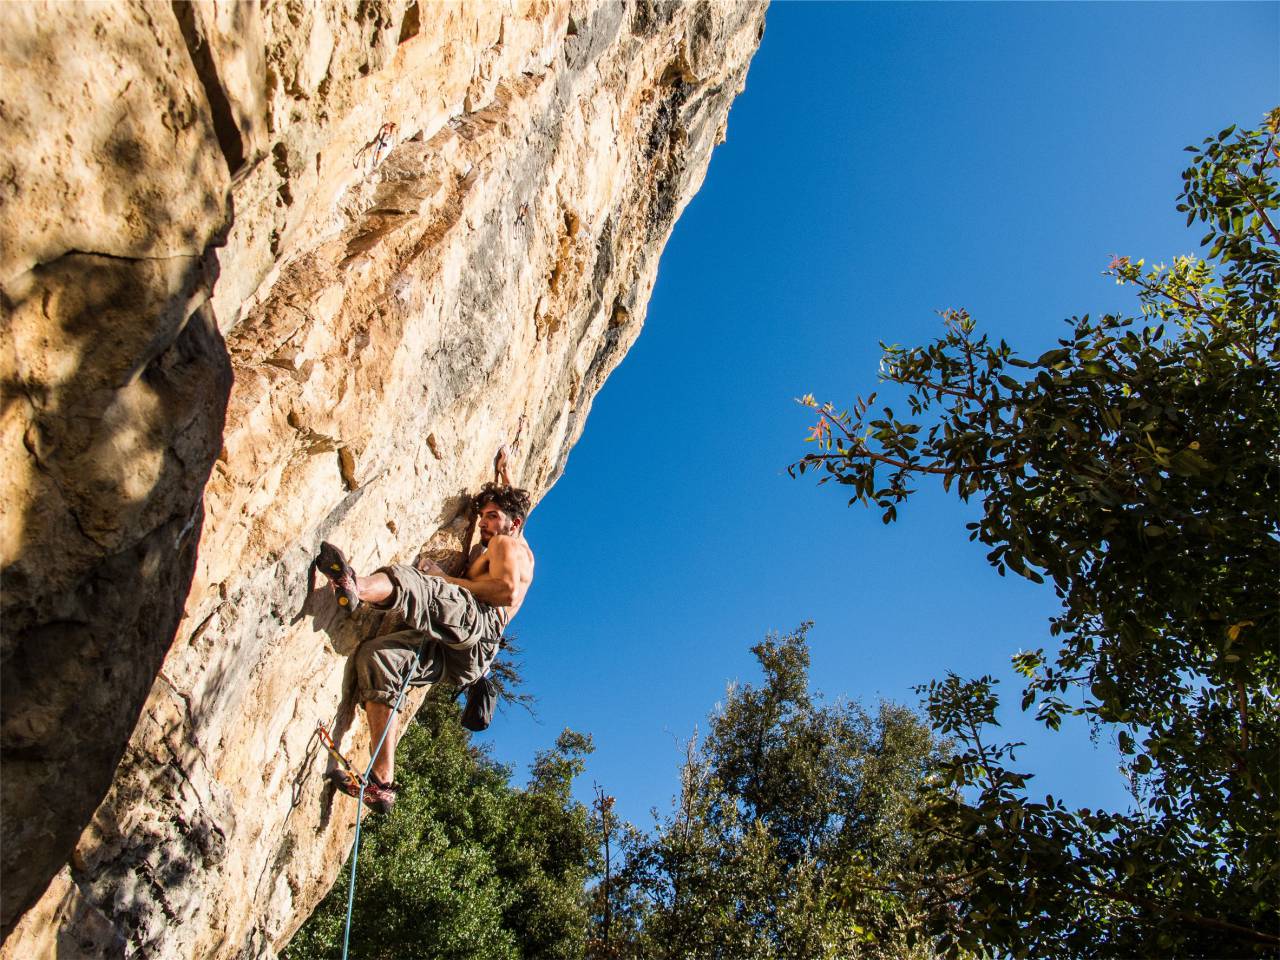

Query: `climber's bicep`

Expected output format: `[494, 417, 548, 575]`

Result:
[487, 537, 530, 605]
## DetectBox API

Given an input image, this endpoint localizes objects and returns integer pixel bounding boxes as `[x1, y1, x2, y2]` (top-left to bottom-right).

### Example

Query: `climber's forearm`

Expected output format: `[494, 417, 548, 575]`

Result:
[444, 574, 515, 607]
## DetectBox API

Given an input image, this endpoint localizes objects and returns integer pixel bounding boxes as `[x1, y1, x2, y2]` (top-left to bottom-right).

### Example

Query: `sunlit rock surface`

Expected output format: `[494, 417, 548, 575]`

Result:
[0, 1, 764, 956]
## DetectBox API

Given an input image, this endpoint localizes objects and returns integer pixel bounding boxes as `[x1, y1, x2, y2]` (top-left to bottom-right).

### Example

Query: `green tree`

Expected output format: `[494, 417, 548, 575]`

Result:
[596, 625, 952, 959]
[285, 694, 595, 960]
[793, 113, 1279, 957]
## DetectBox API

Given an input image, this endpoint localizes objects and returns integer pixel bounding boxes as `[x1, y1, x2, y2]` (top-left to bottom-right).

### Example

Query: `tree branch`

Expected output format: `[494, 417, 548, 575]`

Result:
[1238, 181, 1280, 245]
[892, 374, 978, 402]
[801, 450, 958, 478]
[1121, 272, 1210, 319]
[1235, 678, 1250, 755]
[1243, 129, 1280, 244]
[809, 410, 980, 478]
[817, 408, 858, 441]
[1083, 881, 1280, 946]
[967, 718, 999, 788]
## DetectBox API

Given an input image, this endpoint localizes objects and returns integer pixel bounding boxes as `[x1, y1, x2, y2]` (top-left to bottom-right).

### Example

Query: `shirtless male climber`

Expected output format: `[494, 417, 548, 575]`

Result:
[314, 473, 534, 813]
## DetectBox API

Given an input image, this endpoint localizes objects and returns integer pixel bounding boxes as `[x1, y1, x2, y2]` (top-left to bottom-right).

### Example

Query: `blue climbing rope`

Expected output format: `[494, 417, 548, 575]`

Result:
[339, 649, 421, 960]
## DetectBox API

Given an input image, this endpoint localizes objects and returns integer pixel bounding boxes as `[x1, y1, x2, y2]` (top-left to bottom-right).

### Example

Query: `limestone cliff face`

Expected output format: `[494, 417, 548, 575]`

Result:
[0, 1, 764, 956]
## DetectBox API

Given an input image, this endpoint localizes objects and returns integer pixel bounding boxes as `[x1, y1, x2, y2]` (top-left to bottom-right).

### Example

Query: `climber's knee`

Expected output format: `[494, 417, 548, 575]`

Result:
[358, 690, 400, 710]
[352, 630, 441, 707]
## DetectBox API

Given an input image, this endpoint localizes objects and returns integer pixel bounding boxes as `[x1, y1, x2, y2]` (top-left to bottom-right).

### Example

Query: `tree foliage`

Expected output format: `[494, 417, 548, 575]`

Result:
[793, 113, 1280, 957]
[590, 625, 953, 959]
[285, 694, 595, 960]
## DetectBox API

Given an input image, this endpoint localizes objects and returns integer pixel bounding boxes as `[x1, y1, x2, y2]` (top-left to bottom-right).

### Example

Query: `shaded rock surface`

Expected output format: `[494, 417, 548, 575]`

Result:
[0, 0, 765, 957]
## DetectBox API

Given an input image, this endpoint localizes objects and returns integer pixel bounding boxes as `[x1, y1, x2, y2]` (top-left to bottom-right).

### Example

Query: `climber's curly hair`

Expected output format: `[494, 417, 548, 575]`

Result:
[473, 482, 532, 525]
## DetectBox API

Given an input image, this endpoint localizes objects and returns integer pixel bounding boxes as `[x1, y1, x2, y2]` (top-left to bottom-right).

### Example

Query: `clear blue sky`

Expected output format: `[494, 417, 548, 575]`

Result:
[483, 2, 1279, 829]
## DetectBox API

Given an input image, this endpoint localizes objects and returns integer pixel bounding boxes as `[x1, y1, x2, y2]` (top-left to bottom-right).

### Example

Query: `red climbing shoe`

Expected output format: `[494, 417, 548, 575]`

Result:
[364, 776, 399, 815]
[315, 541, 359, 613]
[326, 769, 398, 814]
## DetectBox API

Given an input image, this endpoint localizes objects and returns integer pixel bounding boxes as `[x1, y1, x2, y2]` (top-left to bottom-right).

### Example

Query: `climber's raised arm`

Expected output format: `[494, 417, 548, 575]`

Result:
[416, 486, 535, 620]
[494, 443, 513, 486]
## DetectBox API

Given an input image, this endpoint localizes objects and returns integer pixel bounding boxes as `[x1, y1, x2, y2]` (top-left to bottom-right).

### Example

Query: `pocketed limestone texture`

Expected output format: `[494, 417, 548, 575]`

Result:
[0, 1, 764, 957]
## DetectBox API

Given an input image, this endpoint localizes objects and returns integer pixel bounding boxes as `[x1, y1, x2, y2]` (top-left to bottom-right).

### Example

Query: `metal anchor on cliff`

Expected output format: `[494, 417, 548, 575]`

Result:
[353, 121, 398, 174]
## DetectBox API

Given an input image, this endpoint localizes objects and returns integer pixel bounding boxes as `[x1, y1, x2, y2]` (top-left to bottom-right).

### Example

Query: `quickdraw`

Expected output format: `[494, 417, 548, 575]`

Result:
[317, 722, 364, 794]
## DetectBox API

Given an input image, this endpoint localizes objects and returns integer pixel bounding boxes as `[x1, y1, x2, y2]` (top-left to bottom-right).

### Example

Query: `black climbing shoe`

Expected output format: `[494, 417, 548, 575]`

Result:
[315, 541, 360, 613]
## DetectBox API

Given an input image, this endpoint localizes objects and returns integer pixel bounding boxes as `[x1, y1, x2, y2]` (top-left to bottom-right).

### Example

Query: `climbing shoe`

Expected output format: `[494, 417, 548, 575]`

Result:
[326, 769, 398, 814]
[325, 767, 363, 796]
[315, 541, 359, 613]
[364, 775, 399, 815]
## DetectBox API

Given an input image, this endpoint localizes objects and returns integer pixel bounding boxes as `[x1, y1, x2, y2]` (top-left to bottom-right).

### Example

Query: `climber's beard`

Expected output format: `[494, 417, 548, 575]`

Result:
[477, 516, 516, 543]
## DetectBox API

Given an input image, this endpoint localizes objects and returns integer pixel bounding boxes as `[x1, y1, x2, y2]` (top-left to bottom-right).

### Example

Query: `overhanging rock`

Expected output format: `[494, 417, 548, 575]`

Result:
[0, 1, 766, 956]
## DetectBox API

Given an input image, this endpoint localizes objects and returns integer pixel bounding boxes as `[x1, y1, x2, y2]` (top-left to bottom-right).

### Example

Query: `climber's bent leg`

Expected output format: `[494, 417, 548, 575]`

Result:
[353, 630, 444, 782]
[354, 570, 393, 606]
[364, 700, 396, 784]
[371, 565, 506, 672]
[312, 544, 399, 610]
[345, 567, 502, 792]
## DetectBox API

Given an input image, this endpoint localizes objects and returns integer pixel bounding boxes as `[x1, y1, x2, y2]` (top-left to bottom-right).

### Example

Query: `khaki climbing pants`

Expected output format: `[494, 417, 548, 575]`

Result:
[354, 564, 504, 707]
